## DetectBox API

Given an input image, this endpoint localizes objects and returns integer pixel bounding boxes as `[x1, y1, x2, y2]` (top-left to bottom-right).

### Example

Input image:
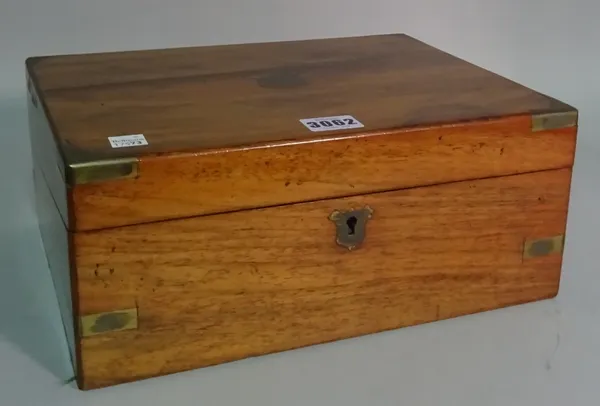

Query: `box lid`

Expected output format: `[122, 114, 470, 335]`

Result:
[26, 33, 578, 231]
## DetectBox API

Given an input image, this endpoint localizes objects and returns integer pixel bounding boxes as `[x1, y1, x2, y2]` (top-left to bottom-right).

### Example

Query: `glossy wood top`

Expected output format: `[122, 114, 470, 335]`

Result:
[27, 34, 574, 165]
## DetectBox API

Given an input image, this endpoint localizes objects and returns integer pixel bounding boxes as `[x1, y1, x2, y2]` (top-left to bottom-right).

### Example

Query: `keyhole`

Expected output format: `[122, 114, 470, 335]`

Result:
[346, 216, 358, 235]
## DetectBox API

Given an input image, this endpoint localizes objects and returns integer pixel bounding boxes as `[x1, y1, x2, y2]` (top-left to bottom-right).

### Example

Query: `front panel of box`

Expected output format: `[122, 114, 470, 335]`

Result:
[72, 168, 570, 389]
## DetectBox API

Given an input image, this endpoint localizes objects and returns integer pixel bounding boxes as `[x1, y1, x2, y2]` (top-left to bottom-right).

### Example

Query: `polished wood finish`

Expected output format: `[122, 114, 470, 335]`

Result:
[73, 169, 571, 389]
[26, 34, 577, 231]
[70, 116, 576, 230]
[27, 34, 573, 165]
[26, 34, 578, 390]
[26, 34, 578, 231]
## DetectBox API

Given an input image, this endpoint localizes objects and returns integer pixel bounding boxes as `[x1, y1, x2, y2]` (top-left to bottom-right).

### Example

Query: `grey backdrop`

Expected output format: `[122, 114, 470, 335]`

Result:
[1, 1, 599, 405]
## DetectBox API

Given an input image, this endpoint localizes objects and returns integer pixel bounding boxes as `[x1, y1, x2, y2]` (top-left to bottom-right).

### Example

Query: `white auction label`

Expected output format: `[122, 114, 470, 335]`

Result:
[108, 134, 149, 148]
[299, 115, 364, 132]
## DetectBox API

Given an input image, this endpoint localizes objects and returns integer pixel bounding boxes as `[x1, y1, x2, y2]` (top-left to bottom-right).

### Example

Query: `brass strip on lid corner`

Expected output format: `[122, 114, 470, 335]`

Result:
[80, 308, 138, 338]
[67, 157, 139, 185]
[532, 111, 578, 132]
[523, 235, 565, 259]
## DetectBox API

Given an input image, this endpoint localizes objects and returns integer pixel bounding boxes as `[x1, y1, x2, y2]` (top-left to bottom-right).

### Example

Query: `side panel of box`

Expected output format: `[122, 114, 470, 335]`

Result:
[73, 168, 571, 389]
[27, 69, 69, 225]
[29, 84, 76, 370]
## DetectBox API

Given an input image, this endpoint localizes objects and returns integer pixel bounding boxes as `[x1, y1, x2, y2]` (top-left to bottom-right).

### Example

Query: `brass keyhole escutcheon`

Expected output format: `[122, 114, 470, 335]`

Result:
[329, 206, 373, 251]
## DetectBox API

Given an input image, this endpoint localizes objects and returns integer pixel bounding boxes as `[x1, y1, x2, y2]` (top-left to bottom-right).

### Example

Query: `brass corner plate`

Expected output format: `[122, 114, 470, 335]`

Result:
[67, 158, 139, 185]
[523, 235, 565, 259]
[80, 308, 138, 337]
[532, 111, 578, 132]
[329, 206, 374, 251]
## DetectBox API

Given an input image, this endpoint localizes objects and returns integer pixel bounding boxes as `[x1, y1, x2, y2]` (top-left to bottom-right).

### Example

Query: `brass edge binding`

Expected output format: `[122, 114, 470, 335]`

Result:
[80, 308, 138, 337]
[523, 235, 565, 259]
[67, 158, 139, 185]
[532, 111, 578, 132]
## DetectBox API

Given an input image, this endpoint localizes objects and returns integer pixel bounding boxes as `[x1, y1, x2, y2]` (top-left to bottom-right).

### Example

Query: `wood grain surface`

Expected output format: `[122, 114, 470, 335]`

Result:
[26, 33, 578, 231]
[27, 33, 573, 165]
[70, 116, 576, 230]
[26, 34, 578, 391]
[73, 168, 572, 389]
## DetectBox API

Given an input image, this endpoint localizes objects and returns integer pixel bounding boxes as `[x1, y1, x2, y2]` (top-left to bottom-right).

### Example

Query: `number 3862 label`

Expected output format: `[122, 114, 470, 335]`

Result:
[300, 115, 364, 132]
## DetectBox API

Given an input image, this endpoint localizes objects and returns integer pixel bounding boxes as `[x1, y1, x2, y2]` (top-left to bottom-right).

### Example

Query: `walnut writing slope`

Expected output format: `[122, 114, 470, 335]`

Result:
[26, 33, 577, 389]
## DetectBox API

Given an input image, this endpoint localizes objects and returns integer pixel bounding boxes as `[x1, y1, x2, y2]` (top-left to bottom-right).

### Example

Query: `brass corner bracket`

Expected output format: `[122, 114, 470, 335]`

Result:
[532, 111, 578, 132]
[67, 158, 139, 185]
[523, 235, 565, 259]
[80, 308, 138, 337]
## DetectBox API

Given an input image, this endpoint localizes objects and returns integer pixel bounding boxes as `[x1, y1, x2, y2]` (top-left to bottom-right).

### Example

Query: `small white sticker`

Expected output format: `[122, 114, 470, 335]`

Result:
[300, 115, 364, 132]
[108, 134, 148, 148]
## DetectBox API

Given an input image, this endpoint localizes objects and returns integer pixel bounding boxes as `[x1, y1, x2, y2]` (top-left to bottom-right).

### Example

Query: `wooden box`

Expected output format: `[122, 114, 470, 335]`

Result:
[26, 34, 578, 390]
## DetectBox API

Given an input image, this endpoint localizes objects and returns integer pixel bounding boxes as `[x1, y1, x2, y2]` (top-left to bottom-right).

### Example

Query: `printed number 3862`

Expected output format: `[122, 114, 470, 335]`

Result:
[306, 118, 356, 129]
